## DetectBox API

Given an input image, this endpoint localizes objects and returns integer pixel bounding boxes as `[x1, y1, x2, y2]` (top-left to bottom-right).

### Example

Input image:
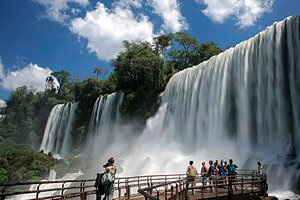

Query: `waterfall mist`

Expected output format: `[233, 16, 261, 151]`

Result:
[85, 16, 300, 195]
[37, 16, 300, 197]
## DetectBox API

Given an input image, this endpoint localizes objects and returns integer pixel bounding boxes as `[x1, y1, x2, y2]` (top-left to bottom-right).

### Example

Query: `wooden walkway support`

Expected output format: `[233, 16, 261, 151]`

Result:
[0, 170, 267, 200]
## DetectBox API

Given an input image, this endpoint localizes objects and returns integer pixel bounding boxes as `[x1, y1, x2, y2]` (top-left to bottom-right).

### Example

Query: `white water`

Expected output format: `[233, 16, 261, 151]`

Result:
[40, 103, 78, 159]
[85, 92, 124, 158]
[86, 16, 300, 197]
[269, 191, 300, 200]
[10, 170, 83, 200]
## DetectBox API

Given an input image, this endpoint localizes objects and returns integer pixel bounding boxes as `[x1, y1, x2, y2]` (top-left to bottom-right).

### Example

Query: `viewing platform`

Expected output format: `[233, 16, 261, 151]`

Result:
[0, 169, 268, 200]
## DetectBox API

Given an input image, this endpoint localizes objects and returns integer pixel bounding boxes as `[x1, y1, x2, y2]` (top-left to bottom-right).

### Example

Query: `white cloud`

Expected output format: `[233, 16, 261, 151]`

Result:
[196, 0, 274, 28]
[70, 2, 155, 61]
[0, 99, 5, 108]
[32, 0, 89, 23]
[0, 63, 53, 92]
[149, 0, 188, 32]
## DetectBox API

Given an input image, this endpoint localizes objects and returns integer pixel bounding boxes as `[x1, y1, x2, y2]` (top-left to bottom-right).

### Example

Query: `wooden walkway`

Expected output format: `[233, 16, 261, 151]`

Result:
[0, 170, 268, 200]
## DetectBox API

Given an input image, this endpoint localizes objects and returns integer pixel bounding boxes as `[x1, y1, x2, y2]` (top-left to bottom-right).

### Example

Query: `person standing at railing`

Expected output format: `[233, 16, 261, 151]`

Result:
[186, 160, 198, 194]
[103, 157, 117, 200]
[207, 160, 215, 192]
[227, 159, 238, 193]
[257, 162, 263, 175]
[200, 161, 208, 187]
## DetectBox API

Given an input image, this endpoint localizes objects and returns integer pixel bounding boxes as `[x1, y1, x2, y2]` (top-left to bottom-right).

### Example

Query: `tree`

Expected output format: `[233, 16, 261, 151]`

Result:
[167, 32, 201, 71]
[153, 33, 174, 58]
[94, 67, 108, 79]
[111, 40, 163, 119]
[45, 75, 57, 94]
[111, 41, 163, 98]
[198, 42, 222, 62]
[50, 70, 71, 93]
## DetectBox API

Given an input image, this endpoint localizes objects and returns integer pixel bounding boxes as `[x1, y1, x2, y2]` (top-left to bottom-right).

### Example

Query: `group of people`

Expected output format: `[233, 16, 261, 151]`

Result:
[186, 159, 263, 192]
[96, 157, 263, 199]
[186, 159, 238, 181]
[187, 159, 239, 193]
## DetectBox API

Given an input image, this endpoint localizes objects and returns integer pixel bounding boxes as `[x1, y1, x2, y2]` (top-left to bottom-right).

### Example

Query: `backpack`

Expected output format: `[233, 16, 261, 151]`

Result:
[94, 173, 105, 195]
[228, 164, 236, 175]
[101, 172, 113, 185]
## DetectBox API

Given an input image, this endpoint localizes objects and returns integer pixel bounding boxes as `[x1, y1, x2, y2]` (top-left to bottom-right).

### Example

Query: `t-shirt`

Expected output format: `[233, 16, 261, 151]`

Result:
[187, 165, 198, 177]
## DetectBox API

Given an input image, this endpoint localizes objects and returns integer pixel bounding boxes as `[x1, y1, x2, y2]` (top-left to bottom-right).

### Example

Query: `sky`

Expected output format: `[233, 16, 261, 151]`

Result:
[0, 0, 299, 103]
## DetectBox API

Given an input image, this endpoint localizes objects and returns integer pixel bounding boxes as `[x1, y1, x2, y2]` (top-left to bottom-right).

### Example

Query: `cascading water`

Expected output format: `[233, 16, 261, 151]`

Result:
[40, 103, 78, 159]
[100, 16, 300, 195]
[156, 15, 300, 192]
[85, 92, 124, 158]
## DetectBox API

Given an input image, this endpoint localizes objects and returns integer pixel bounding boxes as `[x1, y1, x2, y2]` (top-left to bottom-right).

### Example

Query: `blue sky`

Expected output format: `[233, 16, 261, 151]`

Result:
[0, 0, 299, 102]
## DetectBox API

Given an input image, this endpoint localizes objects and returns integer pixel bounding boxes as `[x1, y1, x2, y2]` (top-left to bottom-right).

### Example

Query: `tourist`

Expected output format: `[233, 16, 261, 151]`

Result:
[186, 160, 198, 193]
[257, 162, 263, 175]
[220, 159, 227, 177]
[227, 159, 238, 192]
[214, 160, 219, 175]
[200, 162, 208, 186]
[103, 157, 117, 200]
[214, 162, 219, 176]
[207, 160, 215, 192]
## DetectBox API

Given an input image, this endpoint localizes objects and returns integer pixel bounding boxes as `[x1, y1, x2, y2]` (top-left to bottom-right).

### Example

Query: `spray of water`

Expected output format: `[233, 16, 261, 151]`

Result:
[37, 16, 300, 199]
[84, 16, 300, 196]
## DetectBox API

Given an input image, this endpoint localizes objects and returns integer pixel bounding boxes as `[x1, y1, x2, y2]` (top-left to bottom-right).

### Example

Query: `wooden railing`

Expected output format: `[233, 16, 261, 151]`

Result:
[0, 174, 185, 200]
[138, 170, 268, 200]
[0, 170, 267, 200]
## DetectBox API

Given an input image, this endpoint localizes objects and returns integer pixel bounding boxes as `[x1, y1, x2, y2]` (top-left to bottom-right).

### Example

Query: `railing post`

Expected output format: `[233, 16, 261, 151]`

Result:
[125, 178, 130, 199]
[165, 185, 168, 198]
[80, 191, 87, 200]
[117, 179, 121, 198]
[175, 184, 178, 199]
[1, 186, 7, 200]
[62, 182, 65, 196]
[242, 177, 244, 195]
[251, 173, 254, 193]
[215, 177, 218, 197]
[36, 183, 41, 199]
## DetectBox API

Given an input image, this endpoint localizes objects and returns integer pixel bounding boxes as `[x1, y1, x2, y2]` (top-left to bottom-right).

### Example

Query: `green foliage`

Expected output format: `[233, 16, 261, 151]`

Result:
[111, 41, 163, 120]
[50, 70, 71, 93]
[0, 144, 56, 184]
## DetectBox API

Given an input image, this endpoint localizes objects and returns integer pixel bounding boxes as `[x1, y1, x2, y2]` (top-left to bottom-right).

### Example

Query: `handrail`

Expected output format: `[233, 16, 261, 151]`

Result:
[137, 172, 268, 200]
[0, 173, 185, 200]
[0, 170, 267, 200]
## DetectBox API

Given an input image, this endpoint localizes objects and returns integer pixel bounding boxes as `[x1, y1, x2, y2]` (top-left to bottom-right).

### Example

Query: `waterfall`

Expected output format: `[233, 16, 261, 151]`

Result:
[85, 92, 124, 157]
[40, 103, 78, 159]
[159, 16, 300, 191]
[114, 16, 300, 194]
[161, 15, 300, 154]
[80, 17, 300, 196]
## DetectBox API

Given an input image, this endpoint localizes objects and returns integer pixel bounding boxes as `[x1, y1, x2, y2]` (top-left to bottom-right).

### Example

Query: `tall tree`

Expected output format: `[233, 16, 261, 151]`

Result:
[111, 40, 163, 119]
[50, 70, 71, 93]
[94, 67, 108, 79]
[167, 32, 201, 70]
[153, 33, 174, 58]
